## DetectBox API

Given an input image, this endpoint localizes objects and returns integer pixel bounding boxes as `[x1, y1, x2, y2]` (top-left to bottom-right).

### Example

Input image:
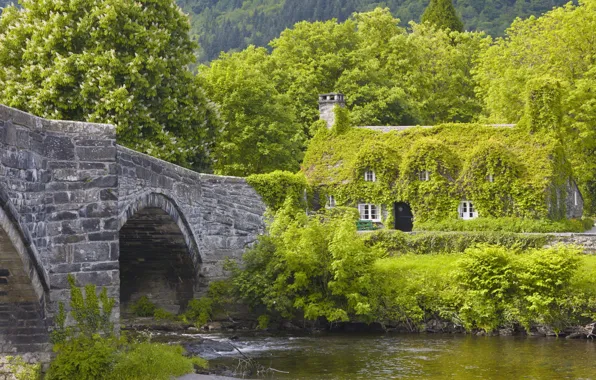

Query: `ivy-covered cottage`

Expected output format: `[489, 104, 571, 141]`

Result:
[303, 93, 583, 231]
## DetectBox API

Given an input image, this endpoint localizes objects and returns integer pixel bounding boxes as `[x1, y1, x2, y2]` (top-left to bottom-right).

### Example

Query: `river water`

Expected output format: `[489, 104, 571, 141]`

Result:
[199, 333, 596, 379]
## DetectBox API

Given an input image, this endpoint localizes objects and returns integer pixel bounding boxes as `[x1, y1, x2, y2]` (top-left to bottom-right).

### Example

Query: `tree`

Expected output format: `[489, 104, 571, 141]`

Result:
[198, 46, 305, 176]
[475, 0, 596, 213]
[421, 0, 464, 32]
[0, 0, 221, 169]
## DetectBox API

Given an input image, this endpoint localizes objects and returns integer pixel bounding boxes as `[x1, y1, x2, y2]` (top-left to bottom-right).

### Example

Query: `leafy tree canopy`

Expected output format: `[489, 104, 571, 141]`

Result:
[177, 0, 569, 62]
[475, 0, 596, 213]
[198, 46, 305, 176]
[421, 0, 464, 32]
[0, 0, 221, 169]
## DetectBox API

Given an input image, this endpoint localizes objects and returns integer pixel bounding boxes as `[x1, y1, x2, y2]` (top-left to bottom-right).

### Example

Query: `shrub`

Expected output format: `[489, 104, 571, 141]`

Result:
[47, 276, 205, 380]
[46, 336, 119, 380]
[183, 298, 213, 327]
[414, 217, 593, 233]
[111, 343, 207, 380]
[364, 229, 548, 255]
[246, 170, 310, 211]
[129, 296, 157, 318]
[153, 308, 176, 321]
[456, 245, 516, 331]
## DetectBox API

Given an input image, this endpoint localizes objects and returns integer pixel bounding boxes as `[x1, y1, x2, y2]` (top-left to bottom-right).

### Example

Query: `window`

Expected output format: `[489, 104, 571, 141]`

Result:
[358, 204, 381, 222]
[327, 195, 336, 208]
[418, 171, 430, 181]
[364, 170, 376, 182]
[487, 174, 494, 183]
[574, 190, 578, 206]
[459, 201, 478, 220]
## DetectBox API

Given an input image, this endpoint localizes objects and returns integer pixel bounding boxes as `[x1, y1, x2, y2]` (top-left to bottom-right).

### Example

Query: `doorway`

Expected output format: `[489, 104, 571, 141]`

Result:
[394, 202, 413, 232]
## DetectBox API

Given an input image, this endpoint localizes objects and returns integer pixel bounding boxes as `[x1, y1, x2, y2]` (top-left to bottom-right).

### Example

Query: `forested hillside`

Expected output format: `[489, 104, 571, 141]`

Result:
[178, 0, 570, 61]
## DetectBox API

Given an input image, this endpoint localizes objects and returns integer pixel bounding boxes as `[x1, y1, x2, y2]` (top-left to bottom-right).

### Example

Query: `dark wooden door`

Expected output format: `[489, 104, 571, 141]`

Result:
[394, 202, 413, 232]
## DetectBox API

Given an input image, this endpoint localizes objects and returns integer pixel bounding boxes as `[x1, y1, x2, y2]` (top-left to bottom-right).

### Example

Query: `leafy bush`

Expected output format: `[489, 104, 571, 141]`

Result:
[246, 170, 309, 211]
[364, 229, 548, 255]
[111, 343, 207, 380]
[47, 275, 205, 380]
[414, 217, 594, 233]
[457, 245, 517, 331]
[230, 199, 382, 322]
[46, 335, 119, 380]
[129, 296, 157, 318]
[183, 298, 213, 327]
[153, 308, 176, 321]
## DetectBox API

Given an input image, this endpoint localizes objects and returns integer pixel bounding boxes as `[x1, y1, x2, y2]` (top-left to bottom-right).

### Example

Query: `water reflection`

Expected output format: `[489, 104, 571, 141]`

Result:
[209, 333, 596, 379]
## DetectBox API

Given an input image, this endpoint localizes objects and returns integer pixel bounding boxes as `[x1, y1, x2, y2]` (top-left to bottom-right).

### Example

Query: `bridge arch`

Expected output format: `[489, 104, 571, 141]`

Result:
[118, 192, 202, 315]
[0, 186, 50, 354]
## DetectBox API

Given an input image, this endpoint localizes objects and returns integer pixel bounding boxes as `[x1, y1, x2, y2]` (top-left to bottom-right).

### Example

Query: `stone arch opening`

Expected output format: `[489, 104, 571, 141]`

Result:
[118, 193, 201, 316]
[0, 189, 50, 354]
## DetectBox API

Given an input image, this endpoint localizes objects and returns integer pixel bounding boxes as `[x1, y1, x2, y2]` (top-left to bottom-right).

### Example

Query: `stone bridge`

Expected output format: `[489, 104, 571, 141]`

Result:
[0, 105, 266, 363]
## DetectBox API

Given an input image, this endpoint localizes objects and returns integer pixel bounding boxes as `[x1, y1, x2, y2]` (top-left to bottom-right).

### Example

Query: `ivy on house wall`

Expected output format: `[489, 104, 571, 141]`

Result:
[400, 139, 461, 222]
[302, 117, 576, 223]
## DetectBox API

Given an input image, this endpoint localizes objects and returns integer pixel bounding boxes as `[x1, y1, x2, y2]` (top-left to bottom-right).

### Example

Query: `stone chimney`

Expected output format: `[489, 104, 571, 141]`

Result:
[318, 93, 346, 129]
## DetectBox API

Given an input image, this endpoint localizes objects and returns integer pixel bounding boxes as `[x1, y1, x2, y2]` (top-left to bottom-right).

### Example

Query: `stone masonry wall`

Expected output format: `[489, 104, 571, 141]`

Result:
[117, 146, 266, 283]
[0, 104, 118, 360]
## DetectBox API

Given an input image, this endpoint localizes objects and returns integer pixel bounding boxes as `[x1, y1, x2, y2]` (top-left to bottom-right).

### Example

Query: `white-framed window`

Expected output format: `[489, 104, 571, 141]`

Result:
[459, 201, 478, 220]
[574, 190, 578, 206]
[364, 170, 376, 182]
[327, 195, 336, 208]
[419, 171, 430, 181]
[358, 204, 381, 222]
[487, 174, 494, 183]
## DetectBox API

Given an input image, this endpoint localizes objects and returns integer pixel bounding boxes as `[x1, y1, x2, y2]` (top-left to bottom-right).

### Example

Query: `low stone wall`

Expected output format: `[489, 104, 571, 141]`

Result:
[546, 233, 596, 254]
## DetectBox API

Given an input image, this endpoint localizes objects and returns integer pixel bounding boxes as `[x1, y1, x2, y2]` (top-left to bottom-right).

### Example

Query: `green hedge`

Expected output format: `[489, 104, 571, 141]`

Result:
[364, 229, 550, 255]
[414, 217, 594, 233]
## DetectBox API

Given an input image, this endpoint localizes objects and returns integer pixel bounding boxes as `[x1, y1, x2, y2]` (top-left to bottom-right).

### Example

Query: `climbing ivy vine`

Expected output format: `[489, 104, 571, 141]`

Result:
[302, 114, 577, 223]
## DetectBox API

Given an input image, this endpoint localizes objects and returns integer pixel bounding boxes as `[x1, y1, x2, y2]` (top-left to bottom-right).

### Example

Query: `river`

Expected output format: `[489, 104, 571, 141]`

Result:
[191, 332, 596, 379]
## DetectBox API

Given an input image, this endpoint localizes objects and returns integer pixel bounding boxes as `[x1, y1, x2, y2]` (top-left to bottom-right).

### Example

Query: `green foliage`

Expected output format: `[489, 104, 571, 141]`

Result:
[364, 229, 549, 255]
[304, 122, 576, 223]
[51, 275, 114, 345]
[153, 308, 176, 321]
[0, 0, 221, 169]
[232, 209, 596, 331]
[201, 8, 489, 147]
[457, 245, 583, 333]
[257, 314, 270, 329]
[414, 217, 594, 233]
[475, 1, 596, 213]
[5, 356, 41, 380]
[459, 142, 523, 217]
[421, 0, 464, 32]
[111, 343, 207, 380]
[183, 298, 213, 327]
[198, 46, 305, 176]
[230, 201, 382, 322]
[332, 105, 351, 135]
[246, 170, 309, 211]
[129, 296, 157, 318]
[457, 245, 516, 331]
[47, 275, 202, 380]
[46, 335, 120, 380]
[179, 0, 567, 62]
[400, 138, 461, 222]
[521, 76, 565, 136]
